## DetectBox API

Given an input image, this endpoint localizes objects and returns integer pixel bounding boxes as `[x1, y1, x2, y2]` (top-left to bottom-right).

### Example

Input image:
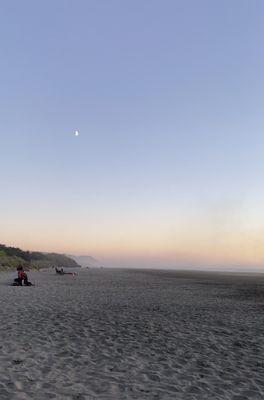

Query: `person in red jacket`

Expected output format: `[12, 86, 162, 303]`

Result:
[14, 266, 32, 286]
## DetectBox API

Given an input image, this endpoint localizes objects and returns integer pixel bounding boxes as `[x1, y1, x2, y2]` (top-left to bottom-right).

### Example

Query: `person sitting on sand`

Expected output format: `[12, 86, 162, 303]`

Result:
[14, 266, 32, 286]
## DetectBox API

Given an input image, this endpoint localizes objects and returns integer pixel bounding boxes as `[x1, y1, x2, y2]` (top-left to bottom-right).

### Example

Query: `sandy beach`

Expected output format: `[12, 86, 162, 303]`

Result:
[0, 268, 264, 399]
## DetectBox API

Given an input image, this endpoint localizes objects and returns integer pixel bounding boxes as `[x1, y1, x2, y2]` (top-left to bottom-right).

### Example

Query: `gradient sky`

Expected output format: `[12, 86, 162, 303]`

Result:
[1, 0, 264, 268]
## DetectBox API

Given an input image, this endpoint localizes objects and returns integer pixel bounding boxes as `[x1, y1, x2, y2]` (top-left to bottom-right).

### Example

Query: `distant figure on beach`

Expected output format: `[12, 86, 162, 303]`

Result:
[13, 266, 33, 286]
[55, 267, 77, 278]
[55, 267, 64, 274]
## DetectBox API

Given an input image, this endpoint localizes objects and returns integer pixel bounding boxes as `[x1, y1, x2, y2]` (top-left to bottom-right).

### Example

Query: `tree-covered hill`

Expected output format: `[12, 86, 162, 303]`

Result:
[0, 244, 80, 270]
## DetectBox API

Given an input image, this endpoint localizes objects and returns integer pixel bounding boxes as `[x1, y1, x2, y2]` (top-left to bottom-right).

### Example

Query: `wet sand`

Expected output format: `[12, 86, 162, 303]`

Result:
[0, 268, 264, 399]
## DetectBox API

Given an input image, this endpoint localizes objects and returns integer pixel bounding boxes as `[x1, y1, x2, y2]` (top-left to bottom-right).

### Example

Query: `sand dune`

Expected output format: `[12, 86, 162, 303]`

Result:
[0, 268, 264, 399]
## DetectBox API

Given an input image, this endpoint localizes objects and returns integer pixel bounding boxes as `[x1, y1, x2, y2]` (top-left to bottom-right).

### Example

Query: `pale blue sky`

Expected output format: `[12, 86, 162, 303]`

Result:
[0, 1, 264, 267]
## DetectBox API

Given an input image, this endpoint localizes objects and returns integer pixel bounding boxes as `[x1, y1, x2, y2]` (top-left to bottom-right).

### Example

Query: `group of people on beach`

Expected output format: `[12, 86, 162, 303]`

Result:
[13, 265, 76, 286]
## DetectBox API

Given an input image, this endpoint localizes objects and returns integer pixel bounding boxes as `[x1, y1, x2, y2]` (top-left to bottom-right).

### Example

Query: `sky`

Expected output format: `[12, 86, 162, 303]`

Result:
[0, 0, 264, 268]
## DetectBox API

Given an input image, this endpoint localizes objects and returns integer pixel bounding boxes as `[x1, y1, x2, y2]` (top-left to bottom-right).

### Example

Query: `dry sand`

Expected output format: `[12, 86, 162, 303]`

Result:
[0, 268, 264, 399]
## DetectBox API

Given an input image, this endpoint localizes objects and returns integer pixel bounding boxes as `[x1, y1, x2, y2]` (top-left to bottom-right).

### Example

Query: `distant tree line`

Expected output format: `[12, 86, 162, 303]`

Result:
[0, 244, 45, 261]
[0, 244, 80, 269]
